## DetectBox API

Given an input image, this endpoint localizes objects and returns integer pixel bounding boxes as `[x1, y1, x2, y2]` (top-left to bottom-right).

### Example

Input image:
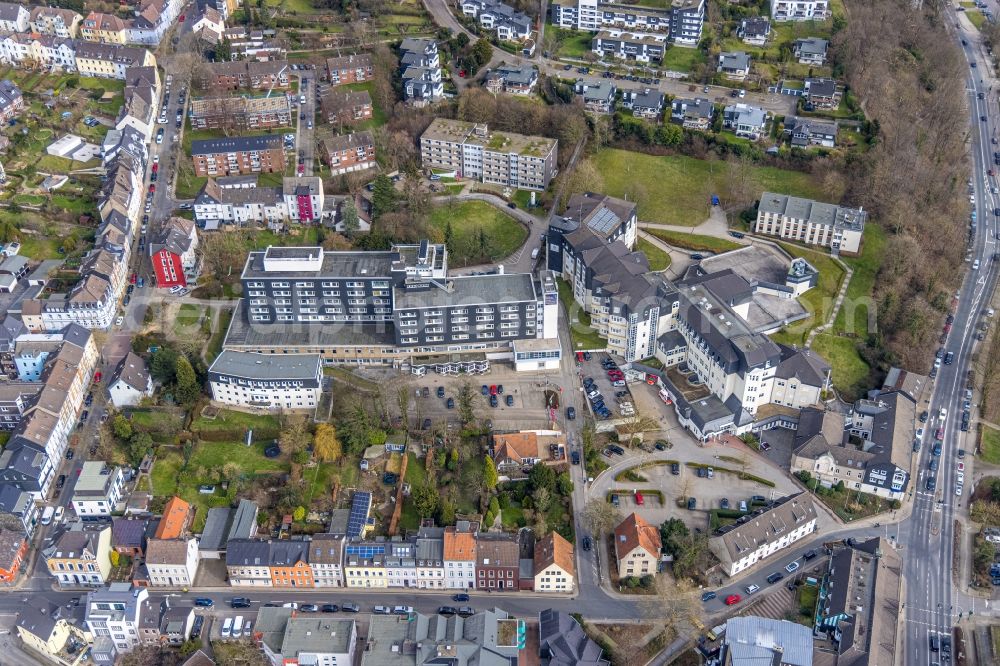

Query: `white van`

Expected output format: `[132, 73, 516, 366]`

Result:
[221, 617, 233, 638]
[232, 616, 244, 637]
[40, 506, 55, 525]
[531, 247, 540, 260]
[54, 506, 65, 523]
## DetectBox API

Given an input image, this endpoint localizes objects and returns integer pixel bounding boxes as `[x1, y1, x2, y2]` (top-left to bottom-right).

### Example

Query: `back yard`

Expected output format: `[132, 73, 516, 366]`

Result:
[428, 200, 528, 267]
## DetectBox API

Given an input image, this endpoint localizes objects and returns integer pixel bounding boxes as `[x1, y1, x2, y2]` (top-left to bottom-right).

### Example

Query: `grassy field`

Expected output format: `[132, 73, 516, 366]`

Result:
[770, 243, 848, 346]
[556, 277, 607, 351]
[587, 149, 826, 225]
[427, 200, 527, 267]
[637, 237, 671, 271]
[968, 10, 987, 29]
[834, 225, 886, 338]
[190, 410, 281, 436]
[981, 426, 1000, 465]
[552, 27, 594, 59]
[645, 229, 742, 254]
[660, 47, 707, 73]
[811, 333, 870, 396]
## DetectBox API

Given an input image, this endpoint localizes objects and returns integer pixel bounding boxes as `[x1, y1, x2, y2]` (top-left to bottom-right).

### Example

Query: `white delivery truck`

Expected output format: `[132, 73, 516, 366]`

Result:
[40, 506, 55, 525]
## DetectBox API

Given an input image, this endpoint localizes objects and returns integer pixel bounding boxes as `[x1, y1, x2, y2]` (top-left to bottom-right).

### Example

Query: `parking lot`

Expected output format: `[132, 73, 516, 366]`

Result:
[577, 352, 637, 421]
[390, 364, 574, 433]
[607, 458, 786, 532]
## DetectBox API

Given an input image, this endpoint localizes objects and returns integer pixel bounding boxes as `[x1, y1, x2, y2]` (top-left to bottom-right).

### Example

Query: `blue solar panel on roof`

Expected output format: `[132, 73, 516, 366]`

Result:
[586, 208, 621, 235]
[346, 491, 373, 538]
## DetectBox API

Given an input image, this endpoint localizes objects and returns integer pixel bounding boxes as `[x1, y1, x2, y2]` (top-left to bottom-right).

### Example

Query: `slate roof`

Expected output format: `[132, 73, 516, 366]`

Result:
[775, 345, 831, 387]
[109, 351, 150, 393]
[539, 609, 610, 666]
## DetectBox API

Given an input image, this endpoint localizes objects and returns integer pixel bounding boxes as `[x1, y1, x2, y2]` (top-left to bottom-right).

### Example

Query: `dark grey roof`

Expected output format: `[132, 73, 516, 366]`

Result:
[269, 539, 310, 565]
[794, 37, 828, 56]
[624, 87, 664, 110]
[0, 483, 31, 515]
[199, 507, 231, 552]
[112, 518, 148, 550]
[671, 97, 714, 120]
[719, 51, 751, 71]
[676, 269, 781, 375]
[775, 345, 831, 386]
[231, 499, 258, 540]
[109, 351, 150, 393]
[191, 134, 283, 156]
[17, 596, 69, 642]
[539, 609, 610, 666]
[209, 350, 321, 381]
[0, 438, 48, 489]
[739, 17, 771, 38]
[226, 538, 271, 566]
[805, 77, 838, 97]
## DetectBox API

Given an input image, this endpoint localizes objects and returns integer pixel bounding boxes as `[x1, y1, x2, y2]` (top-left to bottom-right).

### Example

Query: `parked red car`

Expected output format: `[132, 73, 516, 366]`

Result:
[93, 371, 102, 383]
[490, 385, 498, 396]
[725, 594, 742, 605]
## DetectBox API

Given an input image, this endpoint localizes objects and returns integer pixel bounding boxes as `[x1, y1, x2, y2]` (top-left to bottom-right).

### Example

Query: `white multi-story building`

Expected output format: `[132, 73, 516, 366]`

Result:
[550, 0, 704, 47]
[145, 538, 200, 587]
[755, 192, 866, 254]
[443, 525, 476, 589]
[0, 3, 30, 33]
[533, 532, 575, 592]
[208, 351, 323, 412]
[710, 494, 817, 576]
[309, 534, 344, 587]
[225, 540, 273, 587]
[71, 462, 125, 517]
[420, 118, 558, 191]
[771, 0, 829, 22]
[84, 584, 150, 660]
[30, 7, 83, 38]
[416, 528, 446, 589]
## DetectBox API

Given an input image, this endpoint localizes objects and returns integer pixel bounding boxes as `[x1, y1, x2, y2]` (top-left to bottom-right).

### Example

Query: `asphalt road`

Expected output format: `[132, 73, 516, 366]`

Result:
[899, 13, 1000, 665]
[297, 68, 317, 177]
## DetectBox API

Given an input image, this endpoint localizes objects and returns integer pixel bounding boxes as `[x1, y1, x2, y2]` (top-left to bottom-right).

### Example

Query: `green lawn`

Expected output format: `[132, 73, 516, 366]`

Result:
[645, 229, 741, 254]
[770, 243, 848, 346]
[637, 237, 671, 271]
[552, 27, 593, 59]
[981, 426, 1000, 465]
[811, 333, 870, 396]
[556, 277, 607, 351]
[190, 410, 281, 437]
[128, 410, 184, 444]
[173, 303, 205, 337]
[660, 46, 707, 73]
[17, 235, 64, 260]
[833, 225, 886, 338]
[587, 149, 827, 225]
[968, 10, 986, 29]
[772, 225, 885, 397]
[427, 200, 527, 267]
